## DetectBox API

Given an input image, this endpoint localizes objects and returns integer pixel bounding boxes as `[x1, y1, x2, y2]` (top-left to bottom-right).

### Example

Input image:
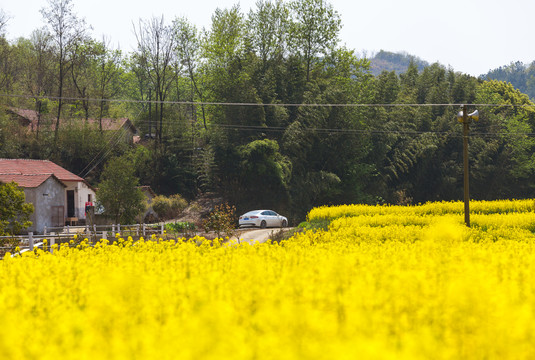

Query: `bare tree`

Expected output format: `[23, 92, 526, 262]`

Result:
[0, 9, 11, 36]
[70, 39, 96, 120]
[95, 37, 122, 130]
[247, 0, 290, 67]
[0, 10, 13, 93]
[40, 0, 88, 142]
[26, 29, 54, 139]
[173, 17, 207, 129]
[134, 16, 176, 143]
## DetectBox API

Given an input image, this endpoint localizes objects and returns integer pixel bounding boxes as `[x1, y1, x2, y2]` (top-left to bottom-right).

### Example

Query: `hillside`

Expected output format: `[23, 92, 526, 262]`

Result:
[369, 50, 430, 76]
[482, 61, 535, 100]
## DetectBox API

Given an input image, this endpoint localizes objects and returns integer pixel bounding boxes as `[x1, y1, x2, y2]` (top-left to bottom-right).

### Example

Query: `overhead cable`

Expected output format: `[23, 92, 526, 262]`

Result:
[2, 92, 535, 108]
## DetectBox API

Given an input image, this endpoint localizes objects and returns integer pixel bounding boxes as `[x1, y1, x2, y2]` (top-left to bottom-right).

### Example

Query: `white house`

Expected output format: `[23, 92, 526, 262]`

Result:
[0, 159, 96, 233]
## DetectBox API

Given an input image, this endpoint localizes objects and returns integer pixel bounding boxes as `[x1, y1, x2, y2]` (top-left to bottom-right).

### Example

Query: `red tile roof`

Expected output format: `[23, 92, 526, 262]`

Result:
[6, 108, 136, 133]
[7, 108, 39, 125]
[0, 174, 65, 188]
[0, 159, 84, 182]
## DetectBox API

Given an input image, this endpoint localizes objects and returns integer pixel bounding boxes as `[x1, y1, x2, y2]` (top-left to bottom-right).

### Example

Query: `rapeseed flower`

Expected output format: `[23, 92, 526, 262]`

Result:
[0, 199, 534, 359]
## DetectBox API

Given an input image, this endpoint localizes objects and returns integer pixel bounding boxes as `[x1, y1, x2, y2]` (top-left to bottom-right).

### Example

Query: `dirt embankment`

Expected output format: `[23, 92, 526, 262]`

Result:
[174, 193, 223, 228]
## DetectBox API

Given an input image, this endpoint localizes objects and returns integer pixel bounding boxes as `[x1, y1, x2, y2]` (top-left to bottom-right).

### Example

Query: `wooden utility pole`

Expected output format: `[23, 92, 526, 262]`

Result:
[462, 104, 470, 227]
[458, 105, 479, 227]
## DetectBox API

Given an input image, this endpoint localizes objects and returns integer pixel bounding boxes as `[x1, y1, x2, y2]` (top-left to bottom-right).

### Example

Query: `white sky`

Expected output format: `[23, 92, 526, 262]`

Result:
[1, 0, 534, 76]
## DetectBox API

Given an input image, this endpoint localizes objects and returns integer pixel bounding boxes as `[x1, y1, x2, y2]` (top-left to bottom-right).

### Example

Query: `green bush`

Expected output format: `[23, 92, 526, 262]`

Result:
[165, 222, 196, 232]
[152, 194, 188, 220]
[298, 219, 330, 231]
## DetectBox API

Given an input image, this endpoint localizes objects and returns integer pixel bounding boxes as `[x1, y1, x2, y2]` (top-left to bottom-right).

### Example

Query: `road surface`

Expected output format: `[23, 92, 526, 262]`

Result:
[231, 228, 284, 244]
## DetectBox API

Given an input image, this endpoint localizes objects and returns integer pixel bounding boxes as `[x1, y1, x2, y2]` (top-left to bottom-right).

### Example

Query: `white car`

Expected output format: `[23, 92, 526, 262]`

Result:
[239, 210, 288, 228]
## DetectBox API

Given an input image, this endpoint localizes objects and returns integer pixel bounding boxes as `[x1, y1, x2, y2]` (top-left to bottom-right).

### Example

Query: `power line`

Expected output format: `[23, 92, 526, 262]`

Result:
[79, 126, 130, 178]
[133, 120, 535, 138]
[78, 107, 145, 178]
[77, 126, 129, 178]
[2, 92, 535, 108]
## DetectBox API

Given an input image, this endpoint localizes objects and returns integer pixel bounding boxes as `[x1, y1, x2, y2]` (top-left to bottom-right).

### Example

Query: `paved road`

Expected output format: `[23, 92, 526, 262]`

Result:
[231, 228, 285, 244]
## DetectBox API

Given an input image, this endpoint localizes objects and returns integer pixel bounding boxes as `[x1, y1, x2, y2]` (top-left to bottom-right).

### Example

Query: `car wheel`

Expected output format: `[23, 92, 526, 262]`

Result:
[281, 220, 287, 228]
[260, 220, 267, 229]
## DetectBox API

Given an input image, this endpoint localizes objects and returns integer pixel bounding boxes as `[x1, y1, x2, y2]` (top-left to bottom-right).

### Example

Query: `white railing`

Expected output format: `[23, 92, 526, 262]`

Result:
[43, 223, 166, 238]
[0, 223, 169, 258]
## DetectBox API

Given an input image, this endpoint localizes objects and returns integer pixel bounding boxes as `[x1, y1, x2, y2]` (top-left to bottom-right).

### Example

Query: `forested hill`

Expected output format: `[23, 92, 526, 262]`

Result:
[482, 61, 535, 100]
[369, 50, 430, 76]
[1, 0, 535, 223]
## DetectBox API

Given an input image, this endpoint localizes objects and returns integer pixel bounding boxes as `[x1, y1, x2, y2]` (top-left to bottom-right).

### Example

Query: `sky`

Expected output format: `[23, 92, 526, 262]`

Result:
[1, 0, 535, 76]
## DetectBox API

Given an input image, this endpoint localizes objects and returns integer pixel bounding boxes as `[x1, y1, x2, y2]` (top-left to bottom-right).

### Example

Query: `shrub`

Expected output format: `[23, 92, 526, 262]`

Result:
[152, 194, 188, 220]
[165, 221, 196, 238]
[0, 181, 34, 235]
[202, 203, 236, 239]
[97, 156, 145, 224]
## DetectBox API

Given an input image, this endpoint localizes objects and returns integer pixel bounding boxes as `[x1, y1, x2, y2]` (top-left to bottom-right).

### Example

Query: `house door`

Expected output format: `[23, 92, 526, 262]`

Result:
[67, 190, 75, 217]
[51, 206, 64, 227]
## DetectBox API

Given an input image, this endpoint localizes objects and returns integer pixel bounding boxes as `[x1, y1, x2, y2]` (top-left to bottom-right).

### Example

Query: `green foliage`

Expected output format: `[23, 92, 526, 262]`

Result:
[289, 0, 341, 82]
[239, 139, 291, 187]
[483, 61, 535, 100]
[0, 182, 34, 235]
[297, 218, 330, 231]
[165, 221, 196, 239]
[96, 155, 146, 224]
[4, 0, 535, 225]
[152, 194, 188, 220]
[165, 221, 196, 232]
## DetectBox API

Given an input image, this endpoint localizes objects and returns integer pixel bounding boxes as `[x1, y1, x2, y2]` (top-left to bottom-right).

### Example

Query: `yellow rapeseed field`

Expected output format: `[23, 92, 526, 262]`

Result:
[1, 199, 535, 359]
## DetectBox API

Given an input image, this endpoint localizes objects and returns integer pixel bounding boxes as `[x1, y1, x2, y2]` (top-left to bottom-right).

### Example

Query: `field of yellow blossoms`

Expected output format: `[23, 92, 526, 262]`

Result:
[1, 199, 535, 359]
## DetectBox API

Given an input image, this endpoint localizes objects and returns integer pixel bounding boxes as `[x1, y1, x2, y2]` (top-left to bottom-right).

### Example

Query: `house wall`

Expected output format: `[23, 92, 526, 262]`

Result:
[24, 177, 66, 234]
[63, 181, 96, 220]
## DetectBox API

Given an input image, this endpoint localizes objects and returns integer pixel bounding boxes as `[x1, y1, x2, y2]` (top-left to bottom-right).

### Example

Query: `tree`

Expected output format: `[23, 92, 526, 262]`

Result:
[96, 155, 146, 224]
[173, 17, 207, 129]
[23, 29, 55, 139]
[247, 0, 290, 67]
[70, 38, 99, 120]
[134, 16, 176, 143]
[0, 24, 14, 95]
[203, 203, 236, 239]
[0, 10, 12, 93]
[95, 38, 123, 129]
[237, 139, 291, 209]
[289, 0, 341, 82]
[0, 182, 34, 235]
[470, 80, 535, 198]
[40, 0, 88, 142]
[0, 10, 9, 35]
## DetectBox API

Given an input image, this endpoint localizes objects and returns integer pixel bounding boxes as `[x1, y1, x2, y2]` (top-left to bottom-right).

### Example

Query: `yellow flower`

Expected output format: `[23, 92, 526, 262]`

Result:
[0, 199, 533, 359]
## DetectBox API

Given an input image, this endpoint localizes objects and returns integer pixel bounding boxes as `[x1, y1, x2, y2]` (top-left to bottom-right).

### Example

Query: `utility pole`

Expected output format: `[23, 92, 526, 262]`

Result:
[457, 105, 479, 227]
